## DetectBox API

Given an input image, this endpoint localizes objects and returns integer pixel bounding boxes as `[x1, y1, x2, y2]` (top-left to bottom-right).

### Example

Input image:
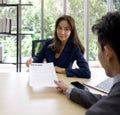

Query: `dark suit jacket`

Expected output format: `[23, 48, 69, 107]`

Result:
[33, 38, 91, 78]
[70, 81, 120, 115]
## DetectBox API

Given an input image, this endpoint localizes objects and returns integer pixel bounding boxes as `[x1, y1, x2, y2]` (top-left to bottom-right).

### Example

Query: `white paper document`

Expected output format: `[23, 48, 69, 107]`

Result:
[29, 62, 58, 87]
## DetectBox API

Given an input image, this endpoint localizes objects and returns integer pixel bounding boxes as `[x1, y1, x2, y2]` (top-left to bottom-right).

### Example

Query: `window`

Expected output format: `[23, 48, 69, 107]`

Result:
[0, 0, 117, 71]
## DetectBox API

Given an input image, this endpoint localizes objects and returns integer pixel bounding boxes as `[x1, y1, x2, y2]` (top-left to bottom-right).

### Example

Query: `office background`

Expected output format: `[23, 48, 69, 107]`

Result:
[0, 0, 119, 71]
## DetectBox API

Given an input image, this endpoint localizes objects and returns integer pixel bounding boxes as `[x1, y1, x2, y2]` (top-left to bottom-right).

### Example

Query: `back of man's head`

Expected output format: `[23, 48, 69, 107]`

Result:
[92, 11, 120, 63]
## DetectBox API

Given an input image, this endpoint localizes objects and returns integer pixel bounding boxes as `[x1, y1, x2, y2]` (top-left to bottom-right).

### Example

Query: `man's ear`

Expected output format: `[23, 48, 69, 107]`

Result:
[104, 45, 113, 59]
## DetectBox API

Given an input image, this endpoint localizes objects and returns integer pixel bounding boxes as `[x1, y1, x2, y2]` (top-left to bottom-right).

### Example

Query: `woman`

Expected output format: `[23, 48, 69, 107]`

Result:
[26, 15, 91, 78]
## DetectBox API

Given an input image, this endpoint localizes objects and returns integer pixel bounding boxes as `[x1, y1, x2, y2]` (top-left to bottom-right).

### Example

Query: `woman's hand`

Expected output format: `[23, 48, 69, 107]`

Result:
[54, 80, 68, 94]
[54, 66, 66, 74]
[26, 58, 33, 67]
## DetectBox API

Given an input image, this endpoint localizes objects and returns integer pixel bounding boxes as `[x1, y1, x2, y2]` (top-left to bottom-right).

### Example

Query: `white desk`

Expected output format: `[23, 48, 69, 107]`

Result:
[0, 72, 87, 115]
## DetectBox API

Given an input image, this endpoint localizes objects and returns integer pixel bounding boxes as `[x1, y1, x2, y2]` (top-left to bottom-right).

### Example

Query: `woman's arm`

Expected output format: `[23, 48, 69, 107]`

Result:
[66, 48, 91, 78]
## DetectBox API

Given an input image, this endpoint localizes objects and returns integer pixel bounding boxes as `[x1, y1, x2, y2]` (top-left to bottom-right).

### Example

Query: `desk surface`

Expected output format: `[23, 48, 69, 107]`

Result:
[0, 72, 87, 115]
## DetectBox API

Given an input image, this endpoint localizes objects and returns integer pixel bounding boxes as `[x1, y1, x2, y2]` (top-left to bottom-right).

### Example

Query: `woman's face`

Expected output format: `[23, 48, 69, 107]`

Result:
[57, 20, 71, 44]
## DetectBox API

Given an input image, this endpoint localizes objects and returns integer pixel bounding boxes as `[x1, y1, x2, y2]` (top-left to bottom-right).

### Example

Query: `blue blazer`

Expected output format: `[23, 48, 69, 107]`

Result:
[33, 38, 91, 78]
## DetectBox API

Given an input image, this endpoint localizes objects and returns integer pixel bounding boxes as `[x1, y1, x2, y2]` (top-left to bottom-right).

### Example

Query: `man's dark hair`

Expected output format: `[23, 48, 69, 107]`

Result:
[92, 11, 120, 63]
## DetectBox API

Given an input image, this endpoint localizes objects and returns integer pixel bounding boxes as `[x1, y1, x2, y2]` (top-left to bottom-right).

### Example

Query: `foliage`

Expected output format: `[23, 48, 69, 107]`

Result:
[88, 0, 107, 60]
[113, 0, 120, 11]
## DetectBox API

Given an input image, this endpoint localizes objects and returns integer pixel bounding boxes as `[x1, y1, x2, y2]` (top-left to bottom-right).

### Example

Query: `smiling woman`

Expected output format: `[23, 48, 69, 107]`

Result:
[26, 15, 91, 78]
[1, 0, 115, 73]
[55, 20, 71, 58]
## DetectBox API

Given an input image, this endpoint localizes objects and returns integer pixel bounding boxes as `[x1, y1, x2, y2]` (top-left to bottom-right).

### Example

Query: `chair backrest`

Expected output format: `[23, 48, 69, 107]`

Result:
[32, 39, 45, 57]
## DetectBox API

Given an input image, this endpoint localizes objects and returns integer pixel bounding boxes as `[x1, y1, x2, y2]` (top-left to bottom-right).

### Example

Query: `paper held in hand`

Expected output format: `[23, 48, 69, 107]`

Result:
[29, 62, 58, 88]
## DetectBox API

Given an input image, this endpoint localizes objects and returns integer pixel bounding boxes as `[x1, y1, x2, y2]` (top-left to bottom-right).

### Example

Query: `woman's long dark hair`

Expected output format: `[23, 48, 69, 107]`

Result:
[48, 15, 85, 54]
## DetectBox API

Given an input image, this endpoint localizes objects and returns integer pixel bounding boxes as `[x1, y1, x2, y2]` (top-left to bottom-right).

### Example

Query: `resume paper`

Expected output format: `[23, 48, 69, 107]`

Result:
[29, 62, 58, 87]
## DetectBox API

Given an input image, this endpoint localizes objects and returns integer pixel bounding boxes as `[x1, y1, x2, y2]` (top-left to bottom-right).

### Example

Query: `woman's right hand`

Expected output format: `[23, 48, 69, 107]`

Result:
[26, 58, 33, 67]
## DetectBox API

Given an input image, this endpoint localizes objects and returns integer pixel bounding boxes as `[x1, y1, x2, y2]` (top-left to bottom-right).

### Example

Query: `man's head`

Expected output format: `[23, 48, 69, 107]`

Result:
[92, 11, 120, 76]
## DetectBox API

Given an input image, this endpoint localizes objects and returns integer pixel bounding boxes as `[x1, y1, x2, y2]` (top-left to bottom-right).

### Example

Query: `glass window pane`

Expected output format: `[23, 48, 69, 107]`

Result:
[66, 0, 84, 44]
[113, 0, 120, 11]
[89, 0, 107, 61]
[44, 0, 64, 39]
